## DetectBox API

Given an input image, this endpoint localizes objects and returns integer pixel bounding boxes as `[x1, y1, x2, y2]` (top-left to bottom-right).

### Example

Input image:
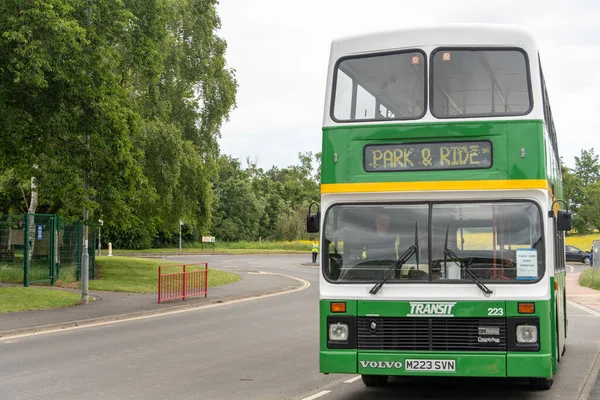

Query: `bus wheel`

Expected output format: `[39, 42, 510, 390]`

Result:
[529, 377, 553, 390]
[361, 375, 388, 387]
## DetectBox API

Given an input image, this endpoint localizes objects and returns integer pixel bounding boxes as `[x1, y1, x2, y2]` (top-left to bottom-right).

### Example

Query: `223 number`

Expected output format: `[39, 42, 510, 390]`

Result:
[487, 308, 504, 316]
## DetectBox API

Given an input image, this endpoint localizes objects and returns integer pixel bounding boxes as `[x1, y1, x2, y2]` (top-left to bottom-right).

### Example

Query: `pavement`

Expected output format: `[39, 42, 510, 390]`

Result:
[1, 260, 599, 339]
[0, 268, 303, 338]
[566, 271, 600, 312]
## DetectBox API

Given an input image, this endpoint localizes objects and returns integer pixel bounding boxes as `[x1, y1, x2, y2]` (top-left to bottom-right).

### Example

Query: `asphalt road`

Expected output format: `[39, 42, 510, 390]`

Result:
[0, 255, 599, 400]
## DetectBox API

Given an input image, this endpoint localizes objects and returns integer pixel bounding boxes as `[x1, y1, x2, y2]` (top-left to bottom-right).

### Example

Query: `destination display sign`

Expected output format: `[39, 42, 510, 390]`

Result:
[364, 140, 492, 172]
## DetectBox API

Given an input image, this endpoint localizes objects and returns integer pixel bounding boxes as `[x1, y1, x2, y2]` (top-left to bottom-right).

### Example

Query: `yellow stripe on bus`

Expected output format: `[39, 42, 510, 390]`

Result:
[320, 179, 550, 194]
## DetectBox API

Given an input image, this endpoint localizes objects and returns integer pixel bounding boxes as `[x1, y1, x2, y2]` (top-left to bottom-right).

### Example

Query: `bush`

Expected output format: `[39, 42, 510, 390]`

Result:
[579, 268, 600, 290]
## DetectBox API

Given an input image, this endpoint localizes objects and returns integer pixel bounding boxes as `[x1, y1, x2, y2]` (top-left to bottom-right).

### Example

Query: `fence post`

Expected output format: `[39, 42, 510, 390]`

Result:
[204, 263, 208, 297]
[182, 264, 187, 301]
[50, 216, 55, 285]
[158, 266, 162, 304]
[23, 214, 28, 287]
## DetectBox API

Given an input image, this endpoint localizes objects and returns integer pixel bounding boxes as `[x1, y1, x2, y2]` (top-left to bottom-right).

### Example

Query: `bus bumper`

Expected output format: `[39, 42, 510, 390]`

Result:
[321, 351, 551, 377]
[507, 353, 552, 377]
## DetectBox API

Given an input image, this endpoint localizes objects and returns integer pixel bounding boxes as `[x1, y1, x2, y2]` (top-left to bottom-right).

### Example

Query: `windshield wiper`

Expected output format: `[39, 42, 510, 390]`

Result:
[370, 221, 419, 295]
[443, 225, 493, 297]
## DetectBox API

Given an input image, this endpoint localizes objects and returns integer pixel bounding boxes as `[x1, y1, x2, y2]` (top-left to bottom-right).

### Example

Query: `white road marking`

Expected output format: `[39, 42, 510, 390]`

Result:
[0, 272, 310, 341]
[301, 390, 331, 400]
[570, 314, 600, 317]
[568, 300, 600, 317]
[344, 375, 362, 383]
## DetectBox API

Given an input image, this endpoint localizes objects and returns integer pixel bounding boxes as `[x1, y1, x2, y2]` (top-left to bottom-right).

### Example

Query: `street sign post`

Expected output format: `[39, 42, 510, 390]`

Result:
[202, 236, 216, 251]
[179, 220, 184, 253]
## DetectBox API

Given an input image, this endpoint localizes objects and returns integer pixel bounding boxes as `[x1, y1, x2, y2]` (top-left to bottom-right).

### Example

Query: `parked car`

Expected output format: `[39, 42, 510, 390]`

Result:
[565, 245, 591, 264]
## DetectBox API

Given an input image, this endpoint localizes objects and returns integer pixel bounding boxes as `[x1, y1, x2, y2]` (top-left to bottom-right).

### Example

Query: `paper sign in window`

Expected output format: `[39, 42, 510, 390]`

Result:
[516, 249, 537, 280]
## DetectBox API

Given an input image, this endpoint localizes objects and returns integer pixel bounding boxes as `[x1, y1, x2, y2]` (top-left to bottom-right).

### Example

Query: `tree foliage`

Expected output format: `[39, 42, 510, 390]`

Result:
[0, 0, 237, 249]
[574, 149, 600, 187]
[563, 149, 600, 234]
[579, 182, 600, 233]
[211, 152, 321, 242]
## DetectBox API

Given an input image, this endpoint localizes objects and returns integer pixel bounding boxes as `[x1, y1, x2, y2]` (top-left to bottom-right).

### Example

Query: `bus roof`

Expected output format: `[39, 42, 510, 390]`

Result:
[330, 24, 538, 58]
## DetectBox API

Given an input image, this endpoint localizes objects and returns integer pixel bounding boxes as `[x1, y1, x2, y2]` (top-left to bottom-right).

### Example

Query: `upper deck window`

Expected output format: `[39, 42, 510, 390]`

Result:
[332, 51, 426, 122]
[431, 48, 532, 118]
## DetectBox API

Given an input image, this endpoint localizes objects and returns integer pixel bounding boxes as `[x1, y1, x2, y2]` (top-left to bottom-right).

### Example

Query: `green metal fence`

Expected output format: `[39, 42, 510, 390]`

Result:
[23, 214, 57, 285]
[0, 214, 95, 286]
[58, 218, 95, 282]
[0, 215, 23, 284]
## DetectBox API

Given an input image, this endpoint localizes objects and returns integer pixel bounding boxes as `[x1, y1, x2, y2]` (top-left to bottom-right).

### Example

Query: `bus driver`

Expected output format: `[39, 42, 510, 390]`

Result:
[362, 213, 400, 261]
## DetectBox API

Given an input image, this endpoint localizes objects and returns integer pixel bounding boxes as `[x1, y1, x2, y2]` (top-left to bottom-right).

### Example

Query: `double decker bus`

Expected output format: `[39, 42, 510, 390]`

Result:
[307, 24, 572, 390]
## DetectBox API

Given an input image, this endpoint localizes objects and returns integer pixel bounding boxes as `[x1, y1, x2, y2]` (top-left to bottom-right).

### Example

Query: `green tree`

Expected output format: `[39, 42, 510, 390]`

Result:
[211, 151, 321, 242]
[0, 0, 237, 249]
[571, 149, 600, 233]
[211, 155, 264, 241]
[114, 0, 237, 245]
[579, 182, 600, 232]
[574, 149, 600, 187]
[0, 0, 150, 225]
[561, 162, 585, 233]
[257, 152, 320, 240]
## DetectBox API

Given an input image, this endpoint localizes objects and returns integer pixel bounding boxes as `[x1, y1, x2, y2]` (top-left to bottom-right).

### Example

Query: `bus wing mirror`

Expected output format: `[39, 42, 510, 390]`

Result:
[556, 210, 572, 232]
[306, 212, 320, 233]
[306, 201, 320, 233]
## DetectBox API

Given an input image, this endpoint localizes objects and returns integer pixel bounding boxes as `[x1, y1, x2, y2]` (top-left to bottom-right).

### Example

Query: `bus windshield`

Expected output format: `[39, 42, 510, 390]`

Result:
[323, 202, 544, 284]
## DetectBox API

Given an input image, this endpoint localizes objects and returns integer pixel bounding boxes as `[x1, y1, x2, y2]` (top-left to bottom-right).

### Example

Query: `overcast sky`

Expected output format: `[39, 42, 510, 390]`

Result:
[216, 0, 597, 171]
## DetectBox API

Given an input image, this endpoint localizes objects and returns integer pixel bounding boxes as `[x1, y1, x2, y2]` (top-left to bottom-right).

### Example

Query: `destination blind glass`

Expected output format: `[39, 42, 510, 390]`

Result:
[364, 140, 492, 172]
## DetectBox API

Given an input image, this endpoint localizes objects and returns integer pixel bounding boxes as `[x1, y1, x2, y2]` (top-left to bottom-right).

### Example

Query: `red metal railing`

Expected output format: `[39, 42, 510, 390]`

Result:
[158, 263, 208, 304]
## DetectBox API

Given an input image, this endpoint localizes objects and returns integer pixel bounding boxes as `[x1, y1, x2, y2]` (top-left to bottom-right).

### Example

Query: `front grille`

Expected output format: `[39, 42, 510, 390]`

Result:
[357, 317, 506, 351]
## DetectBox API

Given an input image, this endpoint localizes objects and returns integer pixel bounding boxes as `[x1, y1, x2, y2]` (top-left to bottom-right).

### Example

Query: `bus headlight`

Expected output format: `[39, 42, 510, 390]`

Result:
[329, 323, 349, 341]
[516, 325, 538, 343]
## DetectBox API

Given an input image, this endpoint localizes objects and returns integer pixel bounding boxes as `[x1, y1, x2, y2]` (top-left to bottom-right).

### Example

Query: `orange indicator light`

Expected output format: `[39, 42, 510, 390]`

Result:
[331, 302, 346, 313]
[518, 302, 535, 314]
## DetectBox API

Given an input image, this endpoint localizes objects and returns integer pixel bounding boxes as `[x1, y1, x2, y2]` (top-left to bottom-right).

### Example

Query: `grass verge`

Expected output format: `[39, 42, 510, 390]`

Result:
[111, 240, 315, 255]
[0, 262, 79, 285]
[0, 287, 81, 313]
[579, 267, 600, 291]
[114, 248, 306, 255]
[90, 256, 241, 293]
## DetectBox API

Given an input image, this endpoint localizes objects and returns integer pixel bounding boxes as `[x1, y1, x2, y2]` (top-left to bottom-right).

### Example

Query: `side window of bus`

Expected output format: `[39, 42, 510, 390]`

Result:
[324, 211, 344, 280]
[539, 58, 560, 166]
[555, 226, 565, 273]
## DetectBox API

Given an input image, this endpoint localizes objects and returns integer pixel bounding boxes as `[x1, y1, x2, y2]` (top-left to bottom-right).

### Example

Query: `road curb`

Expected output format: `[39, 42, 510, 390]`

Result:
[578, 347, 600, 399]
[0, 279, 304, 339]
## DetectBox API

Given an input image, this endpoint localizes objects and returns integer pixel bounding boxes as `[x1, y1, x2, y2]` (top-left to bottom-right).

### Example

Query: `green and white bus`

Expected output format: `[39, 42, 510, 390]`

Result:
[307, 24, 572, 390]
